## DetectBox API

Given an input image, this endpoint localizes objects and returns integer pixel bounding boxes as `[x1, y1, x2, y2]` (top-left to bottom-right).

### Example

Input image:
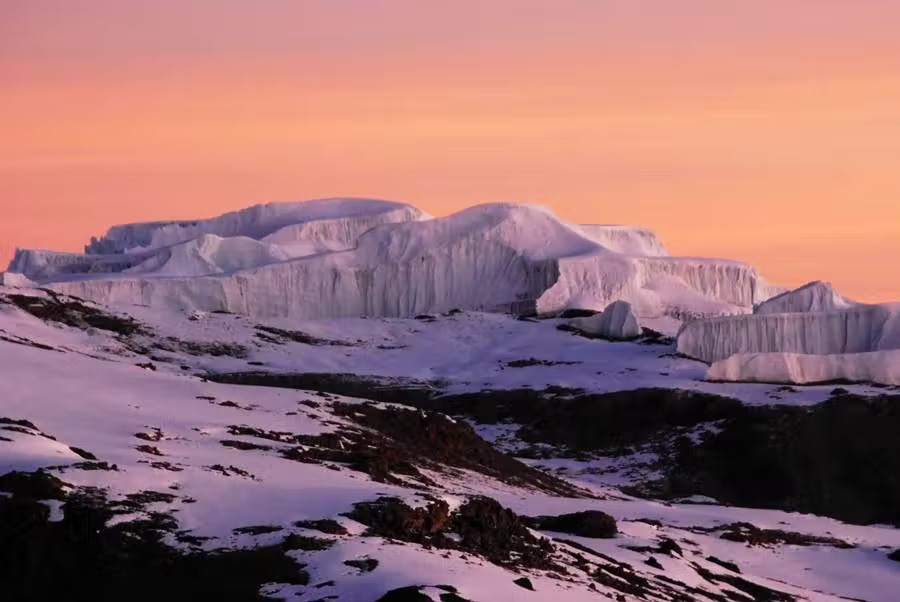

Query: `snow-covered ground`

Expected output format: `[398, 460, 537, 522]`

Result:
[12, 287, 888, 406]
[3, 285, 900, 601]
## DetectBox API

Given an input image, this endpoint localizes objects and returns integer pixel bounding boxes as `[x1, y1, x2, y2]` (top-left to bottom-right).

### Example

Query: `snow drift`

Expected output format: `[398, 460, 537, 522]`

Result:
[707, 350, 900, 386]
[9, 199, 780, 320]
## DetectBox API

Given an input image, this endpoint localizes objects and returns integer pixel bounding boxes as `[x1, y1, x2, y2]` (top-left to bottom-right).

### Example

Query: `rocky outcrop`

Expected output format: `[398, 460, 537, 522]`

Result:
[347, 496, 557, 570]
[525, 510, 618, 539]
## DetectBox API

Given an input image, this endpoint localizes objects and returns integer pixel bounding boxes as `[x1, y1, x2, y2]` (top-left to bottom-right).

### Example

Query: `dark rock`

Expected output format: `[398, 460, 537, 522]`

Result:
[254, 324, 353, 346]
[282, 533, 334, 551]
[527, 510, 617, 539]
[694, 566, 794, 602]
[68, 446, 98, 460]
[657, 538, 682, 556]
[347, 496, 557, 571]
[706, 556, 741, 573]
[377, 587, 433, 602]
[0, 470, 68, 500]
[232, 525, 282, 535]
[220, 439, 272, 451]
[293, 519, 348, 535]
[344, 557, 379, 572]
[665, 395, 900, 526]
[715, 523, 853, 548]
[557, 308, 598, 319]
[6, 293, 145, 336]
[135, 445, 164, 456]
[513, 577, 535, 590]
[505, 358, 581, 368]
[0, 417, 39, 430]
[0, 477, 309, 601]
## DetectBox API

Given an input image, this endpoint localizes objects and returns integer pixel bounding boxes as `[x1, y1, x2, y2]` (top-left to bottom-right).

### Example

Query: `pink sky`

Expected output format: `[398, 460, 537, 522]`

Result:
[2, 1, 899, 300]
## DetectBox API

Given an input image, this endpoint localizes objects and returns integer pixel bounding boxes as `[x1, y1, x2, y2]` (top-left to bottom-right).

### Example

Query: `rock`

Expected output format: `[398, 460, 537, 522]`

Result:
[645, 557, 663, 570]
[557, 308, 598, 319]
[513, 577, 535, 591]
[570, 300, 642, 340]
[529, 510, 618, 539]
[344, 557, 379, 572]
[706, 556, 741, 573]
[888, 549, 900, 562]
[347, 496, 557, 571]
[377, 587, 433, 602]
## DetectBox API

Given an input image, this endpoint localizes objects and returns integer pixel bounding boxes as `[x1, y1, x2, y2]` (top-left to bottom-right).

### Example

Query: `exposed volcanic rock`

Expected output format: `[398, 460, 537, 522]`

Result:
[347, 496, 557, 571]
[525, 510, 618, 539]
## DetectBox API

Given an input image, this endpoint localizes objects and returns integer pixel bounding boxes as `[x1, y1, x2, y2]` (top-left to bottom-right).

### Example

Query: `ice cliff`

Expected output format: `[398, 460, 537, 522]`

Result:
[9, 199, 780, 321]
[707, 350, 900, 386]
[755, 280, 854, 315]
[677, 302, 900, 364]
[83, 198, 426, 255]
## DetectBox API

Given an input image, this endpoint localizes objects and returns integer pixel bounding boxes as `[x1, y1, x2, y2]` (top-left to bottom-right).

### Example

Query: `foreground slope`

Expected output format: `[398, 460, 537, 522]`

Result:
[2, 286, 900, 600]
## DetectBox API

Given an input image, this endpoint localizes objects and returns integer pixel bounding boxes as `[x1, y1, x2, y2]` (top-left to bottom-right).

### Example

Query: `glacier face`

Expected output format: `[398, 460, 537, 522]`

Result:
[10, 199, 780, 321]
[0, 271, 34, 288]
[84, 198, 425, 255]
[678, 278, 900, 386]
[577, 224, 669, 256]
[678, 302, 900, 364]
[755, 280, 854, 315]
[707, 350, 900, 386]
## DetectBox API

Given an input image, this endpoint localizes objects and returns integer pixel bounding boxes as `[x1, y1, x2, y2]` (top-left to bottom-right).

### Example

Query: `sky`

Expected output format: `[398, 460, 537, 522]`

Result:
[2, 0, 899, 301]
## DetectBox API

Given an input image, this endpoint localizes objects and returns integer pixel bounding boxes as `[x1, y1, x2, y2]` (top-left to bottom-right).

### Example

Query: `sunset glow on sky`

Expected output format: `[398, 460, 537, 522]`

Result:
[2, 1, 899, 300]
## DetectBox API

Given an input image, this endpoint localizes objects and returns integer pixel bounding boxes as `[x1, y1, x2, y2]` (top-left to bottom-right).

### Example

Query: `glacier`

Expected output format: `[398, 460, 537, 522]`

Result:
[8, 198, 782, 320]
[676, 278, 900, 387]
[84, 197, 427, 255]
[707, 350, 900, 386]
[677, 302, 900, 364]
[755, 280, 854, 315]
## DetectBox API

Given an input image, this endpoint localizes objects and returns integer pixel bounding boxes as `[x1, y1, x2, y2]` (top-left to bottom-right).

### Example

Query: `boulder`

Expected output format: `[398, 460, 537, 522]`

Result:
[527, 510, 618, 539]
[570, 300, 641, 340]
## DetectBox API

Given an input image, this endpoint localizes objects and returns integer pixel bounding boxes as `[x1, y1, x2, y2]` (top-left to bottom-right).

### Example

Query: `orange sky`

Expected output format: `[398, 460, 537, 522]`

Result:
[2, 1, 899, 301]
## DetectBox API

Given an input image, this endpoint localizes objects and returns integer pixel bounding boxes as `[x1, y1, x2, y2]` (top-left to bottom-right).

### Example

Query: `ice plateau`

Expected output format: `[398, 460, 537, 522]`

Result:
[8, 198, 781, 321]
